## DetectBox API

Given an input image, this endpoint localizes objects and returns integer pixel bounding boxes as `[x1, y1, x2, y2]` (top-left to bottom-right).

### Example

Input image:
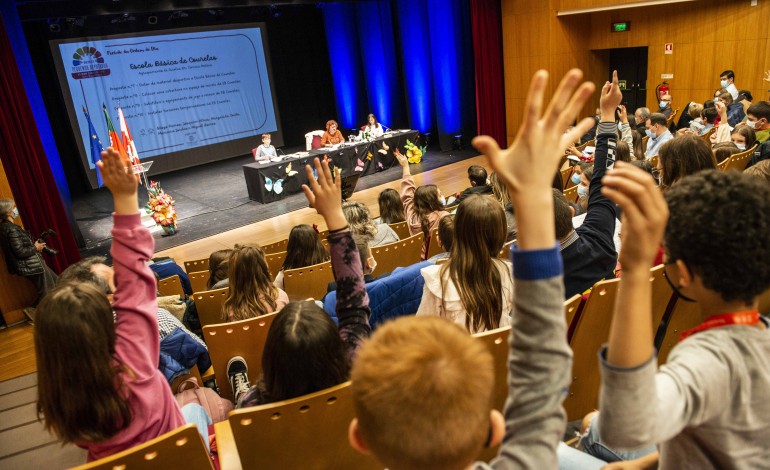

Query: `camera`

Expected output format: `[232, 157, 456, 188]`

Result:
[37, 229, 58, 257]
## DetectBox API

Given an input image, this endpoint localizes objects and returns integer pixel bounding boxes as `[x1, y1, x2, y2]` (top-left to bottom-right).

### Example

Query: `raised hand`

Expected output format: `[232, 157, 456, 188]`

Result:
[619, 104, 629, 124]
[714, 101, 728, 120]
[97, 147, 138, 214]
[472, 69, 595, 198]
[301, 158, 348, 231]
[601, 161, 668, 273]
[600, 71, 623, 121]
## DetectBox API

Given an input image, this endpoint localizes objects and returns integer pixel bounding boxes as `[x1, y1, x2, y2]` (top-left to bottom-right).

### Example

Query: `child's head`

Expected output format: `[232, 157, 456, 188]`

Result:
[262, 300, 348, 402]
[615, 140, 631, 163]
[746, 101, 770, 129]
[342, 201, 377, 241]
[261, 133, 271, 145]
[688, 103, 704, 120]
[282, 224, 328, 271]
[552, 188, 575, 239]
[35, 282, 131, 443]
[467, 165, 488, 187]
[349, 316, 501, 470]
[208, 249, 232, 289]
[664, 170, 770, 305]
[445, 195, 507, 332]
[712, 142, 740, 164]
[437, 214, 455, 253]
[658, 135, 717, 189]
[414, 185, 444, 235]
[731, 126, 756, 150]
[701, 107, 718, 125]
[377, 188, 405, 225]
[224, 243, 277, 321]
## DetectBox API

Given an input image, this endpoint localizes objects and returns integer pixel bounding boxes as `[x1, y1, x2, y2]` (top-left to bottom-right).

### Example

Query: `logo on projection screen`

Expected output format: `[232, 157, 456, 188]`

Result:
[70, 46, 111, 79]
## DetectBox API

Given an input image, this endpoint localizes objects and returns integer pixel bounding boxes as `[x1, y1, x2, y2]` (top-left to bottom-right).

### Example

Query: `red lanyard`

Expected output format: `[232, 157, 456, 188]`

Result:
[680, 310, 761, 341]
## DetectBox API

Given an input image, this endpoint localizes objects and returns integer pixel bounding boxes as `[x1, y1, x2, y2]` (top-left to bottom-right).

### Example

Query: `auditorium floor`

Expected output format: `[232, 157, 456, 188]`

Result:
[72, 146, 480, 259]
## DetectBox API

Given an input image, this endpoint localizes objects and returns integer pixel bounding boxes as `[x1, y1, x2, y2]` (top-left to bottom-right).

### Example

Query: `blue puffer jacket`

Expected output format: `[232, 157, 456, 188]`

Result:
[158, 327, 211, 384]
[324, 260, 431, 330]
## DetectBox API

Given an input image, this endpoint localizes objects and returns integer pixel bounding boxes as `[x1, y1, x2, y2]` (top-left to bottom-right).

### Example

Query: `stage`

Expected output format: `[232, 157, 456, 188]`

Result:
[72, 146, 480, 259]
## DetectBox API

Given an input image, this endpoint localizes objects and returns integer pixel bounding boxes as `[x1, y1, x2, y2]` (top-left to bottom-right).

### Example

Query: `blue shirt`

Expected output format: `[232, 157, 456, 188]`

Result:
[645, 130, 673, 158]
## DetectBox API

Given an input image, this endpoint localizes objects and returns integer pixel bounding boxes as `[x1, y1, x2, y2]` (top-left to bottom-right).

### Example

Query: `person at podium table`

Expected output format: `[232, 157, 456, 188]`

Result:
[254, 133, 277, 161]
[361, 113, 384, 137]
[321, 120, 345, 146]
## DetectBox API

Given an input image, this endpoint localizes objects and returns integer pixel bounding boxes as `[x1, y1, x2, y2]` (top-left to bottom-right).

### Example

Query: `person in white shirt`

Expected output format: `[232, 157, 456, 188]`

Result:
[720, 69, 739, 100]
[645, 113, 673, 158]
[362, 114, 384, 137]
[254, 133, 277, 161]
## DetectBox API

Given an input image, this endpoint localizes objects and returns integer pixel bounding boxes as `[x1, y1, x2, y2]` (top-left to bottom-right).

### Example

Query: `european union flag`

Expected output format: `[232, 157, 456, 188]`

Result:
[82, 106, 104, 187]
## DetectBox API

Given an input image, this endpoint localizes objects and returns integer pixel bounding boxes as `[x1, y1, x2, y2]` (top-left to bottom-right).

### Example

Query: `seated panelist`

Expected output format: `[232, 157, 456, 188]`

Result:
[361, 113, 384, 137]
[321, 120, 346, 146]
[254, 133, 277, 161]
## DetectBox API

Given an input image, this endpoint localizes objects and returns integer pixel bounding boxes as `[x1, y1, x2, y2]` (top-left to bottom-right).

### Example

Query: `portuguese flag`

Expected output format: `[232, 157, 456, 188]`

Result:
[102, 103, 131, 168]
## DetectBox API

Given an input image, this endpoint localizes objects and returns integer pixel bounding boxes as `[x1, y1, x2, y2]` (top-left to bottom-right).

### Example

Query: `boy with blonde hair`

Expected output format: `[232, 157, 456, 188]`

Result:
[348, 68, 607, 469]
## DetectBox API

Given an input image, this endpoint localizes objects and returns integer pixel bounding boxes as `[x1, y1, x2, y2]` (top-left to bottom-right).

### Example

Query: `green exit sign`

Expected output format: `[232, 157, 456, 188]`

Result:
[612, 22, 630, 32]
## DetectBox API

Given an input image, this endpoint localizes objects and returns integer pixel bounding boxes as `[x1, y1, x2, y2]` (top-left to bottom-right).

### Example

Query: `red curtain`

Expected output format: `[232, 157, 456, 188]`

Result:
[0, 19, 80, 272]
[470, 0, 507, 146]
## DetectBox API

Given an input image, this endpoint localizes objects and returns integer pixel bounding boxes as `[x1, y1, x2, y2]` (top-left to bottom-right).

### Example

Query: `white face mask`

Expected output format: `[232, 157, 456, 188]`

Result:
[735, 143, 746, 151]
[577, 184, 588, 199]
[11, 208, 19, 219]
[439, 195, 446, 206]
[720, 80, 729, 88]
[746, 120, 758, 129]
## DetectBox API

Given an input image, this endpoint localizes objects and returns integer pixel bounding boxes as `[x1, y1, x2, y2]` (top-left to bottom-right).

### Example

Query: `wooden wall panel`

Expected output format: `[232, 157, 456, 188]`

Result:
[502, 0, 770, 144]
[0, 158, 37, 325]
[559, 0, 658, 10]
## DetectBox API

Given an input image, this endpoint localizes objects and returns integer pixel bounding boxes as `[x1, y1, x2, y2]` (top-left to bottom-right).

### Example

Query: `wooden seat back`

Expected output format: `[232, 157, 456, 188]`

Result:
[720, 143, 757, 172]
[561, 167, 575, 189]
[649, 264, 674, 332]
[563, 184, 579, 203]
[699, 126, 716, 142]
[647, 154, 659, 170]
[158, 275, 184, 297]
[563, 277, 620, 420]
[262, 238, 288, 254]
[371, 232, 424, 276]
[564, 294, 583, 337]
[70, 424, 213, 470]
[657, 298, 702, 365]
[425, 227, 443, 260]
[388, 220, 410, 239]
[203, 313, 278, 402]
[228, 382, 380, 470]
[283, 260, 334, 301]
[188, 270, 211, 294]
[193, 287, 229, 328]
[317, 229, 329, 240]
[758, 287, 770, 315]
[497, 240, 515, 260]
[473, 326, 511, 462]
[265, 250, 288, 279]
[184, 258, 209, 274]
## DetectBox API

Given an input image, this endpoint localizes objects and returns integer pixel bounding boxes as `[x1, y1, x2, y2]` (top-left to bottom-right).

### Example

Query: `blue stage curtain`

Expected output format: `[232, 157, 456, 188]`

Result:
[355, 1, 401, 131]
[393, 0, 434, 134]
[322, 3, 366, 131]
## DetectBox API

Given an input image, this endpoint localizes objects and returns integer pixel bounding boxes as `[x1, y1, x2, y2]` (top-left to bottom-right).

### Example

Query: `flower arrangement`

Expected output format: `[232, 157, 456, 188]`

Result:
[146, 180, 177, 234]
[404, 139, 426, 164]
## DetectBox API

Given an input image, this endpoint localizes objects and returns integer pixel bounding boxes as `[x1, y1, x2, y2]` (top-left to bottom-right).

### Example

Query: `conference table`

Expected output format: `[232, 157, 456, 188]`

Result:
[243, 130, 419, 203]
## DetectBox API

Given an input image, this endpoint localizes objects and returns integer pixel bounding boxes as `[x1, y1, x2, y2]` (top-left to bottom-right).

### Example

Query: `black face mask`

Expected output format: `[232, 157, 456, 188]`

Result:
[663, 266, 696, 303]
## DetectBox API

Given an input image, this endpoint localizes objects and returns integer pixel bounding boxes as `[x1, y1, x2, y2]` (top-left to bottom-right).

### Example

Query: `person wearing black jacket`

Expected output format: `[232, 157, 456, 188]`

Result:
[0, 199, 57, 309]
[446, 165, 493, 208]
[556, 74, 621, 298]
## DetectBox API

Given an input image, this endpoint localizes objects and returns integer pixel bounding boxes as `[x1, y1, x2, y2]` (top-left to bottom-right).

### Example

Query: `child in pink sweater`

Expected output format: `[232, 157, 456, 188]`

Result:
[35, 147, 192, 462]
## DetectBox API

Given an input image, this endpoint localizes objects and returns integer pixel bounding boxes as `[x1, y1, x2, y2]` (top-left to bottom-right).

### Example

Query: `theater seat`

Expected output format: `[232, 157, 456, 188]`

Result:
[304, 130, 325, 151]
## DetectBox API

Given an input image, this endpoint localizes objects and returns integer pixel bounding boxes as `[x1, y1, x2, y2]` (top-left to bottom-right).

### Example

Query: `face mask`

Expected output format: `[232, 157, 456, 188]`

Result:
[645, 129, 655, 138]
[577, 185, 588, 199]
[570, 173, 582, 185]
[720, 80, 729, 88]
[439, 195, 446, 206]
[713, 98, 720, 103]
[663, 267, 696, 302]
[735, 143, 746, 151]
[746, 120, 758, 129]
[659, 101, 668, 108]
[11, 208, 19, 219]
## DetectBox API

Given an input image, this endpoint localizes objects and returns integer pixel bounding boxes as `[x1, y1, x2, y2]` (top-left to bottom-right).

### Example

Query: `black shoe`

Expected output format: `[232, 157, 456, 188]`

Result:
[227, 356, 251, 400]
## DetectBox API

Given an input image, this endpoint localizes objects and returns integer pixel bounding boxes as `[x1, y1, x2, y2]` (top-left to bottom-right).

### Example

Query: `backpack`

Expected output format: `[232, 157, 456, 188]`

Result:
[749, 140, 770, 168]
[175, 377, 234, 423]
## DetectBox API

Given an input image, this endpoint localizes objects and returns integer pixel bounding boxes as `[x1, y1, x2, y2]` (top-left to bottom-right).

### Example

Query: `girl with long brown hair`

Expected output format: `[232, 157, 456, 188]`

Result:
[273, 224, 329, 288]
[416, 195, 514, 333]
[376, 188, 406, 224]
[223, 243, 289, 322]
[35, 147, 207, 461]
[395, 149, 449, 257]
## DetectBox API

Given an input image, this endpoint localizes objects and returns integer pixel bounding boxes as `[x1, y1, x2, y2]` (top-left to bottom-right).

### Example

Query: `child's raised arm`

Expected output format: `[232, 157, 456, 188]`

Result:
[473, 69, 595, 469]
[97, 147, 160, 379]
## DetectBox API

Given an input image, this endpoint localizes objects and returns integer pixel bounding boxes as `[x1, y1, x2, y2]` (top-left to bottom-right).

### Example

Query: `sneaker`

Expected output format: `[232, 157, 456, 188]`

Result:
[227, 356, 251, 401]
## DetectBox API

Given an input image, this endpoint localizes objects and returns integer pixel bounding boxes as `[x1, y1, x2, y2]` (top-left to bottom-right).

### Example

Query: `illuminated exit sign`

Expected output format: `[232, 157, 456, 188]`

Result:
[612, 22, 630, 32]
